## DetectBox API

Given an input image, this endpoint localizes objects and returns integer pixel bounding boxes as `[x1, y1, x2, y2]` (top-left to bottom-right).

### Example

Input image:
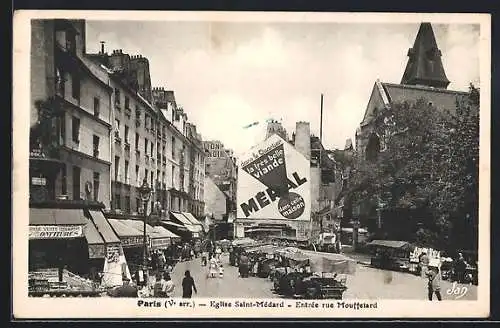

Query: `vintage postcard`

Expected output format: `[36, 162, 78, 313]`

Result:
[12, 10, 490, 319]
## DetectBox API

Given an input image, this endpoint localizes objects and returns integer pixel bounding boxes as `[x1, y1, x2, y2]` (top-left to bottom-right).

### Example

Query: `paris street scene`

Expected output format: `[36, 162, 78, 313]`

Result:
[26, 17, 480, 301]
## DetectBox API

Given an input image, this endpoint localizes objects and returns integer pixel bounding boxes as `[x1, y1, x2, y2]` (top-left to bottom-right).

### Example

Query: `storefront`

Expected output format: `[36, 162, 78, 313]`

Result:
[107, 219, 145, 276]
[29, 204, 127, 288]
[119, 220, 173, 253]
[170, 211, 203, 239]
[29, 208, 88, 277]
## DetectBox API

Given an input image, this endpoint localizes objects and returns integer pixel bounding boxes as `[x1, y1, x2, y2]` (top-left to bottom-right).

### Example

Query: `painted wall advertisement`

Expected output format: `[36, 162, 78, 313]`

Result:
[237, 134, 311, 222]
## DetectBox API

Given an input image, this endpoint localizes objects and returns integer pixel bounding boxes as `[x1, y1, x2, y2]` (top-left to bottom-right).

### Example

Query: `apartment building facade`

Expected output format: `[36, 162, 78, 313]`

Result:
[152, 88, 206, 218]
[30, 19, 112, 204]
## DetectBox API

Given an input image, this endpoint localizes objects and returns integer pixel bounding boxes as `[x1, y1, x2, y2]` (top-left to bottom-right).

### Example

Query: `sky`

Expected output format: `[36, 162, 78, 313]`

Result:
[86, 20, 480, 157]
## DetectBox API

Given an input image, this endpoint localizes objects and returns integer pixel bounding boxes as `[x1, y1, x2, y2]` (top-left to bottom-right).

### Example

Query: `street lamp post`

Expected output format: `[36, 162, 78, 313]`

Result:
[138, 178, 151, 274]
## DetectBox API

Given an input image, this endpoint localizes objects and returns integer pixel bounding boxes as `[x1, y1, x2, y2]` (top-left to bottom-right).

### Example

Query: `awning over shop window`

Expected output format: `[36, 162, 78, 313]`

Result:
[88, 210, 120, 244]
[170, 212, 193, 227]
[160, 220, 187, 230]
[181, 212, 204, 232]
[29, 208, 87, 225]
[170, 212, 202, 233]
[154, 226, 181, 241]
[108, 219, 144, 248]
[119, 219, 171, 250]
[83, 220, 106, 259]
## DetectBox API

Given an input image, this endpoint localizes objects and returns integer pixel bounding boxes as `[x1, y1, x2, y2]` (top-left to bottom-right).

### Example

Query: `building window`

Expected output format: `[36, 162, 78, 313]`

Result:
[115, 156, 120, 181]
[150, 142, 154, 157]
[150, 172, 154, 188]
[114, 119, 120, 140]
[115, 193, 121, 209]
[172, 137, 176, 159]
[93, 172, 100, 201]
[61, 165, 67, 195]
[171, 165, 175, 187]
[145, 114, 149, 130]
[125, 96, 130, 110]
[135, 133, 139, 149]
[93, 97, 100, 117]
[125, 196, 131, 213]
[71, 74, 80, 100]
[136, 197, 141, 213]
[59, 113, 66, 144]
[125, 160, 129, 184]
[144, 138, 148, 156]
[145, 169, 149, 184]
[124, 125, 129, 144]
[135, 165, 140, 184]
[71, 116, 80, 143]
[114, 88, 121, 106]
[93, 135, 99, 157]
[72, 166, 81, 200]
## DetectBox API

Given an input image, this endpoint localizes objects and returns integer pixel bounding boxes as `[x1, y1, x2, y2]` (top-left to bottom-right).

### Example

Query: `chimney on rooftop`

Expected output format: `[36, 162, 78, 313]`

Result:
[100, 41, 105, 55]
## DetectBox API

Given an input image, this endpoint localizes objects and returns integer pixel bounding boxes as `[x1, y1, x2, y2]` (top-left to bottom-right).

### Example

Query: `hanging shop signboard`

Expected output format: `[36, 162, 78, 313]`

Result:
[150, 238, 171, 249]
[121, 236, 145, 248]
[29, 225, 83, 240]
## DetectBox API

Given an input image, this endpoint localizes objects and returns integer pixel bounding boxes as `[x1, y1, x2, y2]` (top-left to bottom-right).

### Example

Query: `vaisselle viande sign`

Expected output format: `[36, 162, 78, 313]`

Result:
[237, 134, 311, 221]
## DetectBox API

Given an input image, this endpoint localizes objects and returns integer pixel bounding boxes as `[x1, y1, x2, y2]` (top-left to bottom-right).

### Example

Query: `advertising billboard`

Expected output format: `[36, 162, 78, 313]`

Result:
[237, 134, 311, 221]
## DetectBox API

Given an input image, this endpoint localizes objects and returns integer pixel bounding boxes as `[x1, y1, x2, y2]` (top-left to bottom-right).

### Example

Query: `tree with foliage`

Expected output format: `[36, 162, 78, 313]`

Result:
[345, 85, 479, 251]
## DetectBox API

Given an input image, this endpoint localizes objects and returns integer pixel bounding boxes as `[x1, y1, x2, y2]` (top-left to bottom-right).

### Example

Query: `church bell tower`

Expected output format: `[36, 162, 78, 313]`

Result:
[401, 22, 450, 89]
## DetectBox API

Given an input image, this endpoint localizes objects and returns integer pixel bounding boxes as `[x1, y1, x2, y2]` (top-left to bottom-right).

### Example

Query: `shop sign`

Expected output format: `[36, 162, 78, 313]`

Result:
[106, 244, 121, 263]
[88, 244, 105, 259]
[29, 225, 83, 239]
[150, 238, 170, 249]
[121, 236, 145, 248]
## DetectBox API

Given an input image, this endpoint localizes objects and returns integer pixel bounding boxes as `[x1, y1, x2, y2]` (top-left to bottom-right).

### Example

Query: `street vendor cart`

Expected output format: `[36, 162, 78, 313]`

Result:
[367, 240, 413, 272]
[271, 248, 356, 299]
[298, 251, 357, 299]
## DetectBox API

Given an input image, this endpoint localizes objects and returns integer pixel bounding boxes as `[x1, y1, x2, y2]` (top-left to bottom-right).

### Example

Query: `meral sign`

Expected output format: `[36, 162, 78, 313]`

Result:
[29, 225, 83, 239]
[237, 134, 311, 221]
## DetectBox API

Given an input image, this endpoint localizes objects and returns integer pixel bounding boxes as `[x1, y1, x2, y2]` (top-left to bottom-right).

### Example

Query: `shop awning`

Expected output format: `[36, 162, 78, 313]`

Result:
[108, 219, 142, 237]
[88, 210, 120, 244]
[120, 220, 172, 250]
[154, 226, 181, 240]
[170, 212, 193, 226]
[160, 220, 187, 229]
[108, 219, 144, 248]
[29, 208, 87, 225]
[181, 212, 204, 233]
[170, 212, 200, 233]
[83, 220, 106, 259]
[181, 212, 201, 225]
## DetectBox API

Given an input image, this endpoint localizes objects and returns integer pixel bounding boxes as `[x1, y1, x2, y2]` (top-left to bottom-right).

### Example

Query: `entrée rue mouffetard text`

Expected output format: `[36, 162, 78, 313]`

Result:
[136, 300, 378, 311]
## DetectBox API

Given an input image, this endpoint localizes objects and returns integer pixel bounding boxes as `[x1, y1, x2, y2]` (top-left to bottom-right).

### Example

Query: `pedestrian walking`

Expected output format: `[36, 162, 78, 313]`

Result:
[427, 261, 442, 301]
[182, 270, 198, 298]
[163, 273, 175, 297]
[419, 252, 430, 278]
[215, 246, 222, 261]
[454, 252, 467, 283]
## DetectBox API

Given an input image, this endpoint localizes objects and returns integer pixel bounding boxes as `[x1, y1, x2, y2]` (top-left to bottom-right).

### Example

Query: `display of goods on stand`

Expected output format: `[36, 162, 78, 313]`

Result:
[28, 269, 105, 297]
[268, 247, 357, 300]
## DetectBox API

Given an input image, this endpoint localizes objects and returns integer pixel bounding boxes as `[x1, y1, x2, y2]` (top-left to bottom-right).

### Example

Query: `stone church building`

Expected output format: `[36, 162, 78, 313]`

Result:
[355, 22, 470, 161]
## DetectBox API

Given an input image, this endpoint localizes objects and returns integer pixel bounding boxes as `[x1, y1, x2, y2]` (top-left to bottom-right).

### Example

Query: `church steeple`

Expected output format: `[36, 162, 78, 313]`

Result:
[401, 22, 450, 89]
